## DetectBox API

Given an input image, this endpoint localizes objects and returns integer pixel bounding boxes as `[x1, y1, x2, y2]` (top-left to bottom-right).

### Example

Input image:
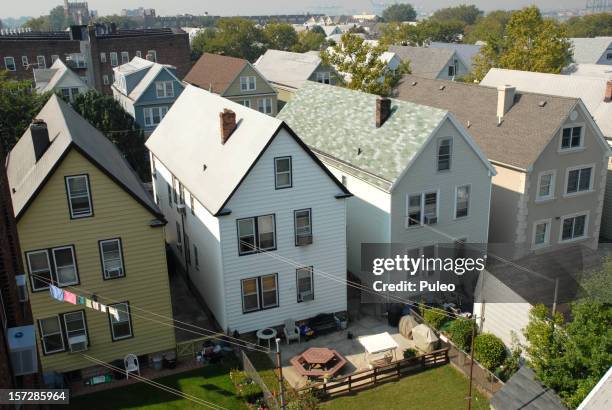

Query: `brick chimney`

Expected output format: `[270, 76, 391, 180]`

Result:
[219, 109, 237, 144]
[605, 80, 612, 103]
[496, 85, 516, 122]
[30, 119, 50, 162]
[376, 97, 391, 128]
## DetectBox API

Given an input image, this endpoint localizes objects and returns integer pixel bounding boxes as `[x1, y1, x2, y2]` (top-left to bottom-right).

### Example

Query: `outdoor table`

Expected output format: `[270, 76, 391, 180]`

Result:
[256, 327, 277, 348]
[290, 347, 347, 379]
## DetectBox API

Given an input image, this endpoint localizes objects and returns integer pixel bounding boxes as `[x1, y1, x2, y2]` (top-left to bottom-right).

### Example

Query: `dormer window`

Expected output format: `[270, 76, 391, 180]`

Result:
[240, 76, 256, 91]
[437, 138, 452, 171]
[561, 126, 583, 150]
[65, 175, 93, 218]
[156, 81, 174, 98]
[316, 72, 331, 84]
[274, 157, 292, 189]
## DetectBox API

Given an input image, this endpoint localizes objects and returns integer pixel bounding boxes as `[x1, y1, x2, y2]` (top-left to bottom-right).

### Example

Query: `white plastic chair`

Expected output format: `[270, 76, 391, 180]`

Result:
[124, 354, 140, 379]
[283, 319, 300, 345]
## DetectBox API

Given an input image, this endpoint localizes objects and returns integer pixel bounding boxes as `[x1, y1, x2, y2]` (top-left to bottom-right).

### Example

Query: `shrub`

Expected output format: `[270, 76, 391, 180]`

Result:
[230, 369, 262, 403]
[474, 333, 507, 371]
[403, 348, 418, 359]
[286, 384, 321, 410]
[447, 318, 475, 352]
[422, 306, 449, 330]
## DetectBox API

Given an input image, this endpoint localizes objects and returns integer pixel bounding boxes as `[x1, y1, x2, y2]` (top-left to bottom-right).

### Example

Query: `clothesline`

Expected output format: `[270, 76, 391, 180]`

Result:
[49, 284, 120, 321]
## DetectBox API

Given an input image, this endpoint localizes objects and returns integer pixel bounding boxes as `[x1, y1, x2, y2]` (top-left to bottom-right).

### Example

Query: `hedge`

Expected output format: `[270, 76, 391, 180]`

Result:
[447, 318, 475, 352]
[474, 333, 507, 371]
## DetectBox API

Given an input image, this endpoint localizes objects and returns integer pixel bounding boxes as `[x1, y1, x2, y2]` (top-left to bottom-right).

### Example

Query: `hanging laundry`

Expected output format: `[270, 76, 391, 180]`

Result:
[99, 304, 107, 313]
[77, 296, 86, 305]
[108, 307, 120, 321]
[92, 301, 100, 310]
[85, 298, 93, 308]
[49, 285, 64, 302]
[63, 291, 77, 304]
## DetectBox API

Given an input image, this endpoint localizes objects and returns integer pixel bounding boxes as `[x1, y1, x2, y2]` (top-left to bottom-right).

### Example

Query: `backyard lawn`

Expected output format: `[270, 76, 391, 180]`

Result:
[69, 362, 248, 410]
[321, 365, 490, 410]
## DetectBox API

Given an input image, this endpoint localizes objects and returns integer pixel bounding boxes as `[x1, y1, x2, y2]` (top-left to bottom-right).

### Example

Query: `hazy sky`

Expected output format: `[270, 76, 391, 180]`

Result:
[2, 0, 587, 19]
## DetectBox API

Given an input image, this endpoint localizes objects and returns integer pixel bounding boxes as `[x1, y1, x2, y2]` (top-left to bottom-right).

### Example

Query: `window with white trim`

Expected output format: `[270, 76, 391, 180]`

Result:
[437, 138, 452, 171]
[406, 191, 437, 227]
[51, 54, 59, 64]
[537, 171, 555, 200]
[109, 302, 132, 340]
[143, 106, 168, 126]
[176, 222, 182, 247]
[448, 65, 455, 77]
[110, 52, 118, 67]
[274, 157, 292, 189]
[103, 75, 109, 85]
[533, 220, 550, 247]
[52, 246, 79, 286]
[21, 56, 28, 68]
[65, 175, 93, 218]
[121, 51, 129, 64]
[100, 239, 125, 279]
[297, 267, 314, 302]
[155, 81, 174, 98]
[316, 71, 331, 84]
[566, 166, 593, 194]
[64, 311, 88, 351]
[100, 52, 106, 63]
[561, 126, 583, 150]
[455, 185, 470, 218]
[258, 97, 273, 114]
[241, 278, 259, 312]
[241, 274, 278, 313]
[561, 214, 587, 241]
[26, 250, 52, 291]
[136, 50, 142, 58]
[4, 57, 16, 71]
[146, 50, 157, 62]
[294, 209, 312, 246]
[237, 215, 276, 255]
[240, 76, 256, 91]
[39, 316, 65, 354]
[36, 55, 46, 68]
[240, 100, 251, 108]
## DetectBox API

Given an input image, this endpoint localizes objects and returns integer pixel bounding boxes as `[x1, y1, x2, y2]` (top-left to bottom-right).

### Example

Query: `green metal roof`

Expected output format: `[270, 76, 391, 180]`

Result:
[277, 82, 447, 191]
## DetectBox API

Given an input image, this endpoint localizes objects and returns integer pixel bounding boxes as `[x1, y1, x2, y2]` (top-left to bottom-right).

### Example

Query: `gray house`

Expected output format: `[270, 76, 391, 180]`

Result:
[389, 45, 469, 80]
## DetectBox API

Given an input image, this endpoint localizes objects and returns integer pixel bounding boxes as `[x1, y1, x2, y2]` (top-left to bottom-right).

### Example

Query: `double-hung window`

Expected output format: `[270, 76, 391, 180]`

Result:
[448, 65, 455, 77]
[146, 50, 157, 62]
[167, 181, 173, 207]
[64, 311, 88, 352]
[121, 51, 129, 64]
[237, 215, 276, 255]
[406, 191, 438, 227]
[561, 126, 583, 149]
[241, 274, 278, 313]
[39, 316, 65, 354]
[135, 50, 142, 58]
[537, 171, 556, 201]
[561, 214, 587, 242]
[143, 106, 168, 126]
[155, 81, 174, 98]
[27, 246, 79, 290]
[65, 175, 93, 218]
[100, 52, 106, 63]
[240, 100, 251, 108]
[274, 157, 292, 189]
[258, 97, 273, 114]
[52, 246, 79, 286]
[294, 209, 312, 246]
[297, 267, 314, 302]
[21, 56, 29, 68]
[26, 250, 52, 291]
[316, 72, 331, 84]
[437, 138, 452, 171]
[36, 55, 46, 69]
[103, 75, 110, 85]
[533, 220, 550, 247]
[108, 302, 132, 341]
[110, 52, 118, 67]
[100, 239, 125, 279]
[4, 57, 16, 71]
[240, 76, 256, 91]
[176, 222, 182, 248]
[455, 185, 470, 218]
[566, 166, 593, 195]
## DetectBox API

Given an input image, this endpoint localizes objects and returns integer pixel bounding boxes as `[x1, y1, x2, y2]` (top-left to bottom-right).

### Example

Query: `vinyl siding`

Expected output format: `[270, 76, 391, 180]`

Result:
[18, 149, 175, 373]
[601, 159, 612, 240]
[219, 129, 348, 333]
[223, 64, 277, 98]
[489, 165, 525, 245]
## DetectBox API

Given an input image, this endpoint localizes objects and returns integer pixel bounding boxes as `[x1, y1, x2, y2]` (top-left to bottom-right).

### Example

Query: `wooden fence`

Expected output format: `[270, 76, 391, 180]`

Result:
[296, 347, 449, 398]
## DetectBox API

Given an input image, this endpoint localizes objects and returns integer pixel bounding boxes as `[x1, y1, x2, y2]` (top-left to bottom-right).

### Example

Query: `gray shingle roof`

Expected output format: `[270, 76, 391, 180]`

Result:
[388, 45, 455, 79]
[394, 75, 578, 169]
[570, 37, 612, 64]
[491, 367, 566, 410]
[254, 49, 322, 90]
[277, 82, 448, 191]
[6, 95, 161, 219]
[429, 42, 482, 68]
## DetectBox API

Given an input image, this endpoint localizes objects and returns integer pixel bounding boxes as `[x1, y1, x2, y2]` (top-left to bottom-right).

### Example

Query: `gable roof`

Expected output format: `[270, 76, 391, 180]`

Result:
[6, 95, 161, 220]
[277, 82, 452, 191]
[183, 53, 248, 94]
[395, 75, 578, 169]
[491, 367, 566, 410]
[388, 46, 454, 79]
[570, 37, 612, 64]
[563, 63, 612, 79]
[481, 68, 612, 139]
[254, 49, 322, 90]
[429, 42, 482, 68]
[33, 59, 87, 93]
[145, 85, 349, 216]
[113, 57, 179, 102]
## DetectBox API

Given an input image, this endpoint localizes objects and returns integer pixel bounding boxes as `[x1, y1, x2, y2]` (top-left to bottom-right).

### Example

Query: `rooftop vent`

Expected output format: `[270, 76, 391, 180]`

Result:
[411, 81, 417, 86]
[439, 85, 445, 90]
[538, 100, 547, 108]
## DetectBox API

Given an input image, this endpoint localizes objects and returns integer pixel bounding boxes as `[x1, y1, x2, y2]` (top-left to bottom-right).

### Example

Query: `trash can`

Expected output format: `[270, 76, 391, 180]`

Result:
[152, 354, 163, 370]
[387, 304, 402, 327]
[163, 351, 177, 369]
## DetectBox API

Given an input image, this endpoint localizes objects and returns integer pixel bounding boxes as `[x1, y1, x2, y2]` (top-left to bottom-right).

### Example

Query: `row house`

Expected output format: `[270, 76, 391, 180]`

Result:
[146, 85, 351, 333]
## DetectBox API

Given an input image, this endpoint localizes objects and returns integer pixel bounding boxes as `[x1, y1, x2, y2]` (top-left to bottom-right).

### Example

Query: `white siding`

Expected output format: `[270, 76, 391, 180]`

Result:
[219, 129, 348, 333]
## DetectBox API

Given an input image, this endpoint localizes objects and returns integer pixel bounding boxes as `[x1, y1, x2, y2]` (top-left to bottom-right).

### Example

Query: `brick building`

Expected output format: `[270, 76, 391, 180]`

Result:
[0, 24, 190, 95]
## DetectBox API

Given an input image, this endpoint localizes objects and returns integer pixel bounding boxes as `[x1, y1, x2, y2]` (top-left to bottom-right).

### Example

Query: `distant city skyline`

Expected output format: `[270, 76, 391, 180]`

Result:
[1, 0, 588, 20]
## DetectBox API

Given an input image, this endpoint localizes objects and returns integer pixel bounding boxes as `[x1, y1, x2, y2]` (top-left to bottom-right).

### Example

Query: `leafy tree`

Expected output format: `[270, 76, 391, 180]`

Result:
[23, 16, 51, 31]
[322, 33, 408, 96]
[292, 30, 326, 52]
[0, 72, 52, 152]
[463, 10, 512, 44]
[473, 333, 506, 371]
[381, 19, 464, 46]
[263, 22, 298, 51]
[447, 318, 474, 351]
[565, 13, 612, 37]
[431, 4, 482, 26]
[70, 91, 149, 180]
[191, 29, 217, 59]
[199, 18, 265, 61]
[309, 25, 326, 36]
[471, 7, 572, 81]
[420, 19, 465, 43]
[382, 3, 417, 22]
[94, 15, 140, 30]
[48, 5, 73, 30]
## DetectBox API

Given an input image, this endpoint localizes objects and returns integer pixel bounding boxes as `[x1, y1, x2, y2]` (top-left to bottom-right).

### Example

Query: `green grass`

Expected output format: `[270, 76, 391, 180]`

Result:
[321, 365, 490, 410]
[69, 361, 248, 410]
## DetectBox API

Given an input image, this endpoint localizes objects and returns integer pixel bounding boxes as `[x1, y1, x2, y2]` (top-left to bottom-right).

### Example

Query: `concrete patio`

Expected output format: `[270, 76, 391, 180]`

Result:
[275, 314, 416, 388]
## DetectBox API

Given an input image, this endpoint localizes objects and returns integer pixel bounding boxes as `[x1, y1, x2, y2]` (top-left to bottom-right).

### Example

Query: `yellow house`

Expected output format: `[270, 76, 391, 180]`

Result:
[6, 95, 175, 374]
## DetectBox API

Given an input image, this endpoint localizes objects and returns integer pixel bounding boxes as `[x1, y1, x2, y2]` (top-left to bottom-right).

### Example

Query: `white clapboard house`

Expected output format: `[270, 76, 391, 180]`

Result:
[146, 85, 351, 333]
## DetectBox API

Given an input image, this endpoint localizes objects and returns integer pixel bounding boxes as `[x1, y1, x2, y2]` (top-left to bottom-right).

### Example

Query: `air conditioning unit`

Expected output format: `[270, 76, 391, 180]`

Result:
[15, 274, 28, 302]
[298, 291, 314, 302]
[68, 334, 88, 352]
[105, 267, 123, 278]
[7, 325, 38, 376]
[296, 234, 313, 246]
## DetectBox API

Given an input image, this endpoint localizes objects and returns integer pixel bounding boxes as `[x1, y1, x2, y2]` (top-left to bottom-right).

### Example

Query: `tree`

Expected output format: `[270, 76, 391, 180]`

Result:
[94, 15, 140, 30]
[263, 22, 298, 51]
[431, 4, 482, 26]
[191, 29, 218, 59]
[70, 91, 149, 180]
[309, 25, 326, 36]
[382, 3, 417, 22]
[381, 19, 464, 46]
[565, 13, 612, 38]
[420, 19, 465, 43]
[48, 5, 73, 30]
[0, 72, 52, 152]
[23, 16, 51, 31]
[321, 33, 409, 96]
[463, 10, 512, 44]
[199, 18, 265, 61]
[471, 7, 572, 82]
[292, 30, 326, 52]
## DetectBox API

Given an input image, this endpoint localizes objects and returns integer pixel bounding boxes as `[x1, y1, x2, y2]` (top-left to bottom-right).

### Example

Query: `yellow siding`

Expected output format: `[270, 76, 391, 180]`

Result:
[18, 148, 175, 373]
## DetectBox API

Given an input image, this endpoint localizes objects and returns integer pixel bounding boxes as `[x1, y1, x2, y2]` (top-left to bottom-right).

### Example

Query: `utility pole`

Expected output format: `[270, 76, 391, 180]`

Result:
[275, 338, 286, 410]
[466, 317, 477, 410]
